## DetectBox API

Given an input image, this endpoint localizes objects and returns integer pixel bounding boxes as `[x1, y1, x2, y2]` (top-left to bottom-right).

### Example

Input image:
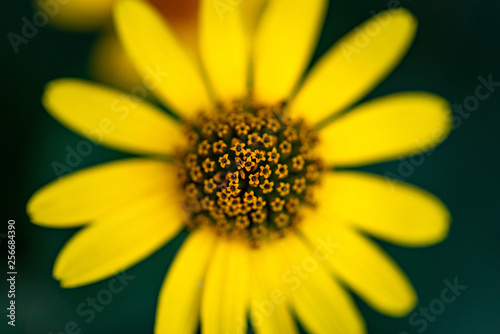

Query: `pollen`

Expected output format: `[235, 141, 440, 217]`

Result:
[175, 100, 324, 245]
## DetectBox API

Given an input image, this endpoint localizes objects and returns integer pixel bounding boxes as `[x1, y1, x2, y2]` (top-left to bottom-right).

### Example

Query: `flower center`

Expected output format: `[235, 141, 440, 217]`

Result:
[175, 100, 324, 247]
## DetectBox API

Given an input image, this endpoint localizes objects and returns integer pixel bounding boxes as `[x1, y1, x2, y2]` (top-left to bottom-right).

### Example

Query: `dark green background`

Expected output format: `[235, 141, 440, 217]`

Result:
[2, 0, 499, 333]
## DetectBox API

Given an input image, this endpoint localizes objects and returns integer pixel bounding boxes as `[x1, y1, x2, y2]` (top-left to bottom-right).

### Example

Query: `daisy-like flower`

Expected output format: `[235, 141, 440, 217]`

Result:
[28, 0, 452, 333]
[36, 0, 202, 91]
[37, 0, 267, 93]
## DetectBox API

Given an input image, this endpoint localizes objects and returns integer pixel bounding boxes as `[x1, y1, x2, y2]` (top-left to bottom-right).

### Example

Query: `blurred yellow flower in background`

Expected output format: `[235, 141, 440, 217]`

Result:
[28, 0, 452, 333]
[36, 0, 267, 91]
[89, 0, 202, 91]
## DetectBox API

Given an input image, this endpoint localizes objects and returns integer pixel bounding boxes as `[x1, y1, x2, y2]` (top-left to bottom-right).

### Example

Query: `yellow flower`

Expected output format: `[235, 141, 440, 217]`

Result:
[28, 0, 452, 333]
[37, 0, 268, 93]
[36, 0, 203, 91]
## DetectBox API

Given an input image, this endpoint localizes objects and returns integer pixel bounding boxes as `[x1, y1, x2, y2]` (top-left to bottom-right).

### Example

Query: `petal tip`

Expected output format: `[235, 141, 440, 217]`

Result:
[25, 196, 36, 218]
[388, 7, 417, 24]
[410, 197, 451, 247]
[53, 262, 83, 289]
[42, 78, 84, 111]
[25, 192, 47, 226]
[387, 291, 418, 317]
[42, 80, 61, 108]
[384, 7, 418, 39]
[432, 203, 452, 242]
[58, 279, 77, 289]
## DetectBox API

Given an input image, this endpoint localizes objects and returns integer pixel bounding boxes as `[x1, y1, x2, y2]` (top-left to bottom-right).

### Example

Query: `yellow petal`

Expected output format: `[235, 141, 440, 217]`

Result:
[199, 0, 249, 100]
[277, 235, 365, 334]
[253, 0, 327, 103]
[320, 92, 452, 167]
[317, 172, 451, 246]
[114, 0, 211, 118]
[301, 213, 417, 316]
[155, 229, 216, 334]
[241, 0, 269, 33]
[27, 159, 175, 227]
[289, 9, 417, 124]
[249, 245, 298, 334]
[202, 239, 250, 334]
[54, 190, 184, 287]
[36, 0, 116, 31]
[43, 79, 182, 155]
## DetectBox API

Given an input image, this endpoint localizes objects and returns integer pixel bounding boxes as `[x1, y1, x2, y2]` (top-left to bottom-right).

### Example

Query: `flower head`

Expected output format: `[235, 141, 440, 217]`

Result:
[177, 102, 323, 245]
[27, 0, 452, 333]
